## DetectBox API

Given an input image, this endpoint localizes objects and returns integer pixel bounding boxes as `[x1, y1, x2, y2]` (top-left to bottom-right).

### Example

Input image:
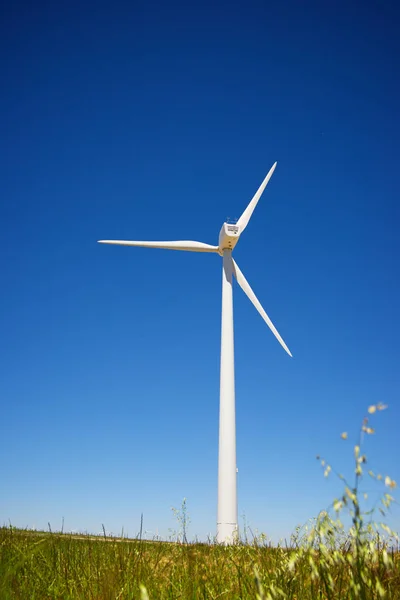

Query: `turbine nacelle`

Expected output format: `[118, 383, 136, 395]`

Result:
[218, 222, 241, 254]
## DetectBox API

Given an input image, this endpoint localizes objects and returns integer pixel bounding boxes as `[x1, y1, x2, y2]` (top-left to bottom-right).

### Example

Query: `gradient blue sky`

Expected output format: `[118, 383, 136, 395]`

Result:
[1, 0, 399, 541]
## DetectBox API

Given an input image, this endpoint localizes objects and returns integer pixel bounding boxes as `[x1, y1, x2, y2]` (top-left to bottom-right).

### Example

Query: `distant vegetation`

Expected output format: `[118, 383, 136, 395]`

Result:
[1, 405, 398, 599]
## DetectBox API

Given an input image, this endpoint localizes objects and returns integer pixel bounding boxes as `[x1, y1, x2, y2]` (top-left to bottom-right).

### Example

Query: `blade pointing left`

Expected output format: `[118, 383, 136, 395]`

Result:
[232, 258, 292, 357]
[98, 240, 219, 253]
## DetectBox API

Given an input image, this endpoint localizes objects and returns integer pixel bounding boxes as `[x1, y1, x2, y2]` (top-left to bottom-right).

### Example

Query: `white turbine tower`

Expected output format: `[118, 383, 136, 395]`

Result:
[98, 162, 292, 543]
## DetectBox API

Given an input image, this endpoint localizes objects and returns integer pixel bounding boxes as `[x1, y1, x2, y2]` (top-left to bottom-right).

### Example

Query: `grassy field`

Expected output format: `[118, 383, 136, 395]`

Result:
[1, 405, 398, 599]
[1, 523, 399, 599]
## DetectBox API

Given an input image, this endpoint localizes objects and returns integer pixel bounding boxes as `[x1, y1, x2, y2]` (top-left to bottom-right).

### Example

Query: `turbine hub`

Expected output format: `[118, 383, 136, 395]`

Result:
[218, 222, 240, 254]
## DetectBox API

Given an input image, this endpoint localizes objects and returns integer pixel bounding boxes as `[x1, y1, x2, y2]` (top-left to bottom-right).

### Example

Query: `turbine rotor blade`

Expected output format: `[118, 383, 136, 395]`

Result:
[98, 240, 219, 253]
[236, 162, 277, 233]
[232, 258, 292, 357]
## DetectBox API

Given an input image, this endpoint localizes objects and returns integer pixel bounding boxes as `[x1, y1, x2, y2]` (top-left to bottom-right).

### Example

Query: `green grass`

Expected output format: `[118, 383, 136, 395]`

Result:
[1, 525, 399, 599]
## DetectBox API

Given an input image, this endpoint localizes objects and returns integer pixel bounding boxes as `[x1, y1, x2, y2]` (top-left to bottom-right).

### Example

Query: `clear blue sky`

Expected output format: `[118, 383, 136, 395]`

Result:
[1, 0, 399, 541]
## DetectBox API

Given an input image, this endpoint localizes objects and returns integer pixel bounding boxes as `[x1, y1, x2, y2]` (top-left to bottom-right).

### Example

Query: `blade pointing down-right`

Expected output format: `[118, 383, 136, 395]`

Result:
[236, 162, 277, 234]
[232, 258, 292, 357]
[98, 240, 219, 253]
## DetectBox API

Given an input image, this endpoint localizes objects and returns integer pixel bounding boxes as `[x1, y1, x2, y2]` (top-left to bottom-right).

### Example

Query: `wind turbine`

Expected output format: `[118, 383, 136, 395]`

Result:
[98, 162, 292, 543]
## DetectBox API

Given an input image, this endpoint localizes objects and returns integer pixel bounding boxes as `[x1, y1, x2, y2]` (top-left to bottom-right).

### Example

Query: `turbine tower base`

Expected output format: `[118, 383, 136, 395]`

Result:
[217, 522, 239, 544]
